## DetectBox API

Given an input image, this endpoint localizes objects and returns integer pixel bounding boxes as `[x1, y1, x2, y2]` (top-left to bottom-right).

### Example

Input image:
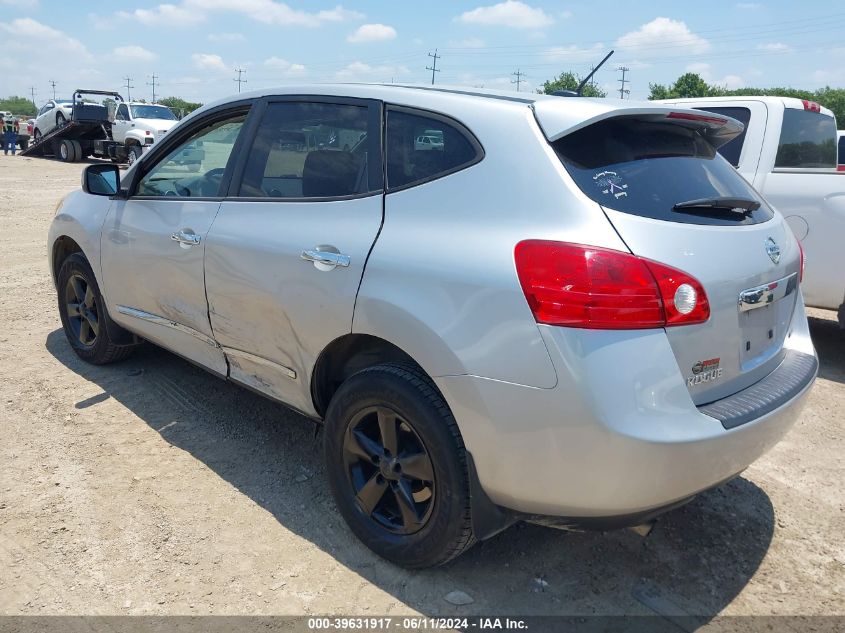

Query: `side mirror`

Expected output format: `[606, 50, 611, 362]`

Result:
[82, 164, 120, 196]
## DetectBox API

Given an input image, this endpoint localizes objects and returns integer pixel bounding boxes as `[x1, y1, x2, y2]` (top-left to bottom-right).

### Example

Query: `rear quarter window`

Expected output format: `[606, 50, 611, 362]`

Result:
[775, 109, 837, 169]
[838, 135, 845, 167]
[554, 117, 774, 226]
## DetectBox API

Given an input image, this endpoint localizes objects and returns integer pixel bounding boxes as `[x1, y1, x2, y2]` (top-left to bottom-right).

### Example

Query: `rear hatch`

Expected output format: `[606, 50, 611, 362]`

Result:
[534, 103, 802, 405]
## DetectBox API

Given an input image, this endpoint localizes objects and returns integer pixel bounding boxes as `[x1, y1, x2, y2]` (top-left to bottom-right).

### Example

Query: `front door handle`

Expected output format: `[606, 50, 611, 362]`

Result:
[171, 231, 201, 246]
[301, 249, 350, 269]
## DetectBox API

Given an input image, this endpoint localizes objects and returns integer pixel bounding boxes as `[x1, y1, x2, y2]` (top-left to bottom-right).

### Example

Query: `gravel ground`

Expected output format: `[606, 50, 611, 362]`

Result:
[0, 155, 843, 620]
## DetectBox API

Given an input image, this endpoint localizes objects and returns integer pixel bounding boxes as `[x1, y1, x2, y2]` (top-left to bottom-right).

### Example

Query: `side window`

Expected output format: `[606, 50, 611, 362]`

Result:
[136, 112, 247, 198]
[386, 108, 482, 191]
[238, 101, 376, 199]
[116, 104, 129, 121]
[695, 106, 751, 167]
[838, 136, 845, 166]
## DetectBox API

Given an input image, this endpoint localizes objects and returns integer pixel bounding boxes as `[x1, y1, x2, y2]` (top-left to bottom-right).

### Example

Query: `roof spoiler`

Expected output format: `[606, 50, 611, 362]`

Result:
[533, 102, 744, 149]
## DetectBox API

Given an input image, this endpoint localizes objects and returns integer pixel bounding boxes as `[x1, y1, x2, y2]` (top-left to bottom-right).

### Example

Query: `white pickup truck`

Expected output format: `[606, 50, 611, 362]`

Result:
[111, 102, 179, 165]
[659, 96, 845, 326]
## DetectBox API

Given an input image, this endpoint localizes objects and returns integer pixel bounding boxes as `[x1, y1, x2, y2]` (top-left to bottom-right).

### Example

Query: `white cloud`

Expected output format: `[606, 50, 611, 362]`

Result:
[264, 56, 306, 76]
[456, 1, 553, 29]
[347, 23, 397, 43]
[449, 37, 486, 48]
[544, 42, 605, 61]
[720, 74, 745, 89]
[616, 17, 710, 56]
[0, 0, 38, 6]
[0, 18, 91, 60]
[113, 45, 157, 61]
[335, 61, 410, 81]
[191, 53, 229, 72]
[183, 0, 363, 27]
[757, 42, 792, 53]
[736, 2, 762, 8]
[208, 32, 245, 42]
[118, 3, 204, 26]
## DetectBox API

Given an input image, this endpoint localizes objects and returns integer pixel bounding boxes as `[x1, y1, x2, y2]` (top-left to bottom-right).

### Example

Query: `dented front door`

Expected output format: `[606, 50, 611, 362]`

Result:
[100, 198, 227, 375]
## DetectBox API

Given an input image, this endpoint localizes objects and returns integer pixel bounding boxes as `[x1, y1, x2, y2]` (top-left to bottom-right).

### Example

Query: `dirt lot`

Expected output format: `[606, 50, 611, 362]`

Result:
[0, 155, 843, 620]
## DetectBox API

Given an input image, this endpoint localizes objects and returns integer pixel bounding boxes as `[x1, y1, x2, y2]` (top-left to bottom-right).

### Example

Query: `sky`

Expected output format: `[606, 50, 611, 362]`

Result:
[3, 0, 845, 106]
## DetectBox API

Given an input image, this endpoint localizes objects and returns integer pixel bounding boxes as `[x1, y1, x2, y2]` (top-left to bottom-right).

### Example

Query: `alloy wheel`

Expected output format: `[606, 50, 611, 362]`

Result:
[342, 406, 436, 535]
[64, 273, 99, 347]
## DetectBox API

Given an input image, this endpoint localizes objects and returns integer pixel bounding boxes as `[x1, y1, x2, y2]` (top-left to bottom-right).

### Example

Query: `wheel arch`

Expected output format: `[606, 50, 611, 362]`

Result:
[51, 235, 84, 287]
[310, 333, 421, 418]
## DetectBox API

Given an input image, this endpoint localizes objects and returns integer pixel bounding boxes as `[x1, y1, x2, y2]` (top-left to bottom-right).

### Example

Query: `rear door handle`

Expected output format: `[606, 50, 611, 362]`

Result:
[301, 249, 350, 268]
[171, 231, 201, 246]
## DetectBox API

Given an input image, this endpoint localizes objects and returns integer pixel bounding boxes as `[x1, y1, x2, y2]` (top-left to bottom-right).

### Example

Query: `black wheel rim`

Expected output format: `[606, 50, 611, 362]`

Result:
[64, 273, 99, 347]
[342, 406, 436, 535]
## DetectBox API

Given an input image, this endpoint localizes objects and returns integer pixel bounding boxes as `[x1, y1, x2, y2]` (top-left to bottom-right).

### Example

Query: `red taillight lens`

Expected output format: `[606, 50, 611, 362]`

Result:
[797, 240, 805, 283]
[514, 241, 710, 329]
[802, 100, 822, 113]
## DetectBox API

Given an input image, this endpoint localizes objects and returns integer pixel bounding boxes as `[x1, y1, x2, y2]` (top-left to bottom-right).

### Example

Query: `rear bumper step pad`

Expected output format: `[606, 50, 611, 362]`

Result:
[698, 350, 818, 430]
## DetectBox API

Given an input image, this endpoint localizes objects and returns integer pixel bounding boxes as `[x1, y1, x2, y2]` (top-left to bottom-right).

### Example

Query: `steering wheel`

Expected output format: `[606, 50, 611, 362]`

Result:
[197, 167, 226, 196]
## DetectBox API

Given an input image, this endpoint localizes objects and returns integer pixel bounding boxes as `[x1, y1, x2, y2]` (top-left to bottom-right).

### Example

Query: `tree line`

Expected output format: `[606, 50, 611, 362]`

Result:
[538, 71, 845, 126]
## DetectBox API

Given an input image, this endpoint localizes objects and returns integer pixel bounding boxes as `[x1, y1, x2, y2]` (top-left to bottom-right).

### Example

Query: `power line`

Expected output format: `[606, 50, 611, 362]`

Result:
[617, 66, 630, 99]
[426, 49, 441, 85]
[511, 69, 526, 92]
[147, 74, 158, 103]
[123, 76, 134, 102]
[48, 80, 57, 100]
[234, 67, 247, 93]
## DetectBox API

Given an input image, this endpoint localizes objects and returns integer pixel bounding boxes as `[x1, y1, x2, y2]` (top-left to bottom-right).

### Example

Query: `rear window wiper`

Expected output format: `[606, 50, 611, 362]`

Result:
[673, 197, 761, 214]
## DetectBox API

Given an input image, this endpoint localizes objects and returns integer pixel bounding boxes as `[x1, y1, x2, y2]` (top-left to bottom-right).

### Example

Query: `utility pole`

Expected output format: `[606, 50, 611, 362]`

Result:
[426, 49, 441, 85]
[147, 74, 158, 103]
[617, 66, 630, 99]
[123, 76, 134, 102]
[511, 69, 525, 92]
[234, 67, 247, 93]
[30, 86, 37, 109]
[48, 80, 57, 100]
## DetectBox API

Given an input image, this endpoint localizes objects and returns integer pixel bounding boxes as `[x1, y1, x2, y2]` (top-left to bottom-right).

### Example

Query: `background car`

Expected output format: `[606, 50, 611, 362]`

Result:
[32, 99, 74, 141]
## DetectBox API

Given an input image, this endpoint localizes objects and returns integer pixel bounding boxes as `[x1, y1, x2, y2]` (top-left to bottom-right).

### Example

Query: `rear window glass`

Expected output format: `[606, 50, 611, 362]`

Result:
[554, 117, 774, 226]
[775, 109, 836, 169]
[838, 135, 845, 166]
[695, 106, 750, 167]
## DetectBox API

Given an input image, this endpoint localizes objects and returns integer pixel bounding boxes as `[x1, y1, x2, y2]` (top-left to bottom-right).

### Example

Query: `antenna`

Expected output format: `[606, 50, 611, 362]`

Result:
[576, 49, 614, 96]
[426, 49, 441, 85]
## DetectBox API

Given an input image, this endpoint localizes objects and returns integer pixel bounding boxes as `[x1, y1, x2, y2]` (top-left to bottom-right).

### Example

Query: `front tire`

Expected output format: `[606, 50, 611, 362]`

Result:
[56, 112, 66, 128]
[56, 253, 134, 365]
[127, 144, 142, 166]
[324, 363, 475, 568]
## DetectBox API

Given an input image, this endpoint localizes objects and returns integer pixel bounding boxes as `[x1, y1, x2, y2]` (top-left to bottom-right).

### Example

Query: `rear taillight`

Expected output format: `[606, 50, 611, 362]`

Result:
[514, 241, 710, 329]
[666, 111, 727, 125]
[797, 240, 805, 283]
[802, 100, 822, 113]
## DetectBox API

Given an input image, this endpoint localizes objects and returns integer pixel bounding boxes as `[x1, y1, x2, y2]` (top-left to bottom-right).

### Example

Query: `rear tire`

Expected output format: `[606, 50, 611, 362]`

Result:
[324, 363, 475, 568]
[70, 140, 82, 161]
[58, 139, 77, 162]
[56, 253, 135, 365]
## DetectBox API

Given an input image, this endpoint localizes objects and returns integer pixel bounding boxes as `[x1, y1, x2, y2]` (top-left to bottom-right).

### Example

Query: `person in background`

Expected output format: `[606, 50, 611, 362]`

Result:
[3, 115, 20, 155]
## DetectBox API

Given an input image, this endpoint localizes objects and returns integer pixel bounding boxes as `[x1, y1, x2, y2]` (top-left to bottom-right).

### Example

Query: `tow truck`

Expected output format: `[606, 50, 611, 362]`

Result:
[20, 89, 136, 163]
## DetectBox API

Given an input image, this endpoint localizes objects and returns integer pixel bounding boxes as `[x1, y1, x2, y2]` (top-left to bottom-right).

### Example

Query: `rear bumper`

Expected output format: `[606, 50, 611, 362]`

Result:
[435, 299, 816, 519]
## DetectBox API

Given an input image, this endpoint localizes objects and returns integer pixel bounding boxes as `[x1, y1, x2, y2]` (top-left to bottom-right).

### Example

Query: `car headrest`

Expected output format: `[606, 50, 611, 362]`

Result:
[302, 150, 359, 198]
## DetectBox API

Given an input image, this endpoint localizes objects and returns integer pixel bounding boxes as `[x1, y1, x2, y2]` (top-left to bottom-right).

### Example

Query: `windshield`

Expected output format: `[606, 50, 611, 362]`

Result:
[130, 105, 177, 121]
[554, 117, 774, 226]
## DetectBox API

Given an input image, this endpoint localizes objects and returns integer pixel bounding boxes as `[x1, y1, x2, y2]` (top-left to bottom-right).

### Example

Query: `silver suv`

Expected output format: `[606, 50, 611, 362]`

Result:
[49, 85, 817, 568]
